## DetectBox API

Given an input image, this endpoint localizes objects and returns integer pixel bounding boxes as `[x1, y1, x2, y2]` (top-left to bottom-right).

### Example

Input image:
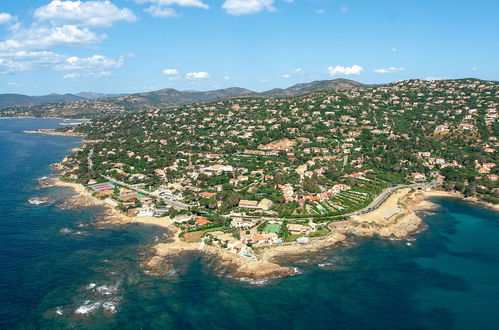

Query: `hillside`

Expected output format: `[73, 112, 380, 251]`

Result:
[0, 93, 85, 107]
[1, 78, 368, 118]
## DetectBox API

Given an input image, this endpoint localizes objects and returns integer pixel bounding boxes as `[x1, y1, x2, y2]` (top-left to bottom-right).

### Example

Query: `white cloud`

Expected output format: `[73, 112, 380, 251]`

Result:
[0, 58, 30, 73]
[64, 70, 112, 79]
[222, 0, 275, 15]
[315, 9, 326, 14]
[136, 0, 208, 17]
[136, 0, 209, 9]
[7, 81, 23, 87]
[391, 47, 397, 52]
[145, 6, 180, 17]
[281, 67, 303, 78]
[54, 54, 123, 71]
[63, 72, 79, 79]
[0, 50, 66, 73]
[0, 24, 104, 52]
[340, 5, 348, 13]
[374, 66, 406, 74]
[186, 71, 209, 79]
[472, 67, 478, 71]
[224, 75, 230, 80]
[327, 64, 363, 76]
[162, 68, 179, 75]
[0, 13, 14, 25]
[34, 0, 137, 28]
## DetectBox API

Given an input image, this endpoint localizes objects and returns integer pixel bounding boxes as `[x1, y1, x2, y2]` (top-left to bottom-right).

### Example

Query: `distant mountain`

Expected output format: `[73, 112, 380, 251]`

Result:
[76, 92, 125, 99]
[109, 79, 367, 109]
[0, 93, 84, 107]
[259, 79, 369, 98]
[0, 79, 369, 115]
[113, 87, 256, 108]
[0, 94, 35, 107]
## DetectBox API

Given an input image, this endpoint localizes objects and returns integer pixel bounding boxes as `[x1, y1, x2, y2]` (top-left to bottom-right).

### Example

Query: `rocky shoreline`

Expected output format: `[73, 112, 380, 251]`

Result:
[24, 128, 86, 137]
[53, 177, 464, 282]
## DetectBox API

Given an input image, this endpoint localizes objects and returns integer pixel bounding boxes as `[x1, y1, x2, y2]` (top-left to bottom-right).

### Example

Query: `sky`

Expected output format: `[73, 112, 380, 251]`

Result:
[0, 0, 498, 95]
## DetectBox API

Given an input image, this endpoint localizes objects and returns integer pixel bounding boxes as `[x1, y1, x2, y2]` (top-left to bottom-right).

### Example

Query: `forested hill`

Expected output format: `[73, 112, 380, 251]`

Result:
[59, 78, 498, 206]
[0, 78, 368, 118]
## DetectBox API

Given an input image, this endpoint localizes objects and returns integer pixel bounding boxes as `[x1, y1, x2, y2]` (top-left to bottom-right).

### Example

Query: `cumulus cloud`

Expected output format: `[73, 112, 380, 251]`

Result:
[327, 64, 363, 76]
[222, 0, 275, 15]
[54, 54, 124, 71]
[185, 71, 209, 79]
[34, 0, 137, 28]
[63, 70, 111, 79]
[315, 9, 326, 14]
[136, 0, 208, 9]
[136, 0, 208, 17]
[145, 6, 180, 17]
[374, 66, 406, 74]
[0, 13, 14, 25]
[0, 2, 134, 75]
[281, 67, 303, 78]
[162, 68, 179, 75]
[0, 24, 104, 52]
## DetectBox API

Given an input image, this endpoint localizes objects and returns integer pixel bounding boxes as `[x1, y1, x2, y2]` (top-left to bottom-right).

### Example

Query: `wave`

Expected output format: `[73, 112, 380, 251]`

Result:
[75, 301, 101, 315]
[28, 198, 47, 205]
[103, 302, 117, 314]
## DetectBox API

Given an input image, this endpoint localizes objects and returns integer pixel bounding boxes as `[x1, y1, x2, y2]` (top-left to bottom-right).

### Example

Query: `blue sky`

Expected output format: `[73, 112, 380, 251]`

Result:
[0, 0, 498, 95]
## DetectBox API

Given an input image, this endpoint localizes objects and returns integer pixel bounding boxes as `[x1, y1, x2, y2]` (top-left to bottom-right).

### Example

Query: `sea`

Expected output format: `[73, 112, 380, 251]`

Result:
[0, 118, 498, 329]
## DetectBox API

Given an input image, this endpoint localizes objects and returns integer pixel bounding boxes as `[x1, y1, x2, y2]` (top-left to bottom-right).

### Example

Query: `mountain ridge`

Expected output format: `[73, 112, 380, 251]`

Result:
[0, 78, 368, 108]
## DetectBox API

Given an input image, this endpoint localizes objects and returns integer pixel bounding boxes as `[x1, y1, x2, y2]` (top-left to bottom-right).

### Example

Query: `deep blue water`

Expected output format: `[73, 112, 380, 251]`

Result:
[0, 118, 498, 329]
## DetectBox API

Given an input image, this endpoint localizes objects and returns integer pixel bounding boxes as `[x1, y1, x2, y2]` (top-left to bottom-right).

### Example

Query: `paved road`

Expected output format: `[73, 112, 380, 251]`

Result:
[87, 147, 189, 210]
[102, 175, 190, 210]
[223, 181, 440, 222]
[343, 181, 439, 217]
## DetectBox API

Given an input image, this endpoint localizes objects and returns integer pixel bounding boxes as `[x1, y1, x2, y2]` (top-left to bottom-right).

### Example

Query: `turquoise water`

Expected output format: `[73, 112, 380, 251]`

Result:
[0, 119, 498, 329]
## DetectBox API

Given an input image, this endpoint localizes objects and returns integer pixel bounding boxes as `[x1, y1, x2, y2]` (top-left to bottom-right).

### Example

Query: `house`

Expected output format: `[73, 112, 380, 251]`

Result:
[257, 198, 273, 211]
[238, 200, 259, 209]
[287, 224, 312, 234]
[201, 164, 233, 175]
[231, 217, 253, 228]
[412, 173, 426, 181]
[194, 217, 212, 226]
[171, 215, 192, 224]
[249, 233, 279, 245]
[199, 192, 217, 198]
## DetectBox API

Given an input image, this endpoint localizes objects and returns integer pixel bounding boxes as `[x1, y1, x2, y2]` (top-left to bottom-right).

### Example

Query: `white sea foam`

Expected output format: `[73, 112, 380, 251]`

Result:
[102, 302, 117, 314]
[406, 242, 412, 246]
[318, 262, 334, 268]
[28, 198, 47, 205]
[75, 301, 101, 315]
[59, 228, 72, 234]
[55, 307, 63, 315]
[96, 284, 118, 296]
[86, 283, 96, 289]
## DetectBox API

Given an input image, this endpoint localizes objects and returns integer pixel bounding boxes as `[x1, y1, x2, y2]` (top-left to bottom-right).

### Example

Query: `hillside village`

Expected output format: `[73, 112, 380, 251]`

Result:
[53, 78, 497, 257]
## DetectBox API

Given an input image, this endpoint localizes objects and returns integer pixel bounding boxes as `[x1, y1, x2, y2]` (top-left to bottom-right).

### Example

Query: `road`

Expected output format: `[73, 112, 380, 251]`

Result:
[87, 147, 189, 210]
[102, 175, 190, 210]
[223, 180, 440, 222]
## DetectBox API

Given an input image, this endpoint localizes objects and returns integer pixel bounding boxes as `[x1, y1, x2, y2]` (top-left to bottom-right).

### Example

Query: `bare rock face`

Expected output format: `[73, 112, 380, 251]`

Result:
[231, 261, 295, 280]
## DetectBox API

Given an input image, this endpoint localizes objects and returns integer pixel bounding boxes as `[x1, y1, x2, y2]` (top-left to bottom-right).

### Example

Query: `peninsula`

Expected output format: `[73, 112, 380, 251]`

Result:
[30, 78, 498, 280]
